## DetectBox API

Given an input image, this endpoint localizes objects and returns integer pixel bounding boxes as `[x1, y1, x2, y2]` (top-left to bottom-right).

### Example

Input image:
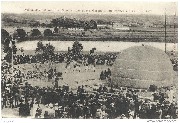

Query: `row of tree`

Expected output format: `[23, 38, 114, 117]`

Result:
[2, 23, 98, 42]
[51, 17, 97, 29]
[1, 29, 56, 42]
[3, 16, 99, 29]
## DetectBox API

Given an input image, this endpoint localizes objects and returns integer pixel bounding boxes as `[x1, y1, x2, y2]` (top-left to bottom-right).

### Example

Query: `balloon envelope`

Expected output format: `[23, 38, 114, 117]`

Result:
[111, 46, 174, 89]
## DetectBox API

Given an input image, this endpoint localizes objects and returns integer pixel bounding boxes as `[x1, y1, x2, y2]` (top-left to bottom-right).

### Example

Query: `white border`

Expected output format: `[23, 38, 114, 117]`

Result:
[0, 0, 179, 123]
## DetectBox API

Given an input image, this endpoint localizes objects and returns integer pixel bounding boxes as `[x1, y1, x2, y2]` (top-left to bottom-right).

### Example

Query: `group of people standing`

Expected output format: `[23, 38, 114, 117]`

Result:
[1, 73, 178, 119]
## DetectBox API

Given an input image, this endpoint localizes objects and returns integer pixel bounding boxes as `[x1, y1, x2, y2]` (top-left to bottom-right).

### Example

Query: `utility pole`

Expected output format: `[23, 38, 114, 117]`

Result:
[172, 12, 176, 57]
[164, 9, 167, 53]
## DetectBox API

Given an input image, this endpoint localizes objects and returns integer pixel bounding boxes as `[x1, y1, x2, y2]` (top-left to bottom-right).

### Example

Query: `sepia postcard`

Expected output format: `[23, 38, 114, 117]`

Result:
[1, 0, 178, 122]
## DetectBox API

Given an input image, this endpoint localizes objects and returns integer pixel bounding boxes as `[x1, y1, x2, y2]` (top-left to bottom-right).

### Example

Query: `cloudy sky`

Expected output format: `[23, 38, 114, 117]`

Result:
[1, 1, 178, 15]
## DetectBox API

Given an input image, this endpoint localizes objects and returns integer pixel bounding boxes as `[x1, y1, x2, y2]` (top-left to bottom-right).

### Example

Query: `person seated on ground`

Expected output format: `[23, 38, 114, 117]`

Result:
[35, 107, 42, 118]
[44, 111, 49, 119]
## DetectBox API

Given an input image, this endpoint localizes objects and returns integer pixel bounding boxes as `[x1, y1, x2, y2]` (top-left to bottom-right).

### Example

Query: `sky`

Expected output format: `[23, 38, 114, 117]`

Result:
[1, 1, 178, 15]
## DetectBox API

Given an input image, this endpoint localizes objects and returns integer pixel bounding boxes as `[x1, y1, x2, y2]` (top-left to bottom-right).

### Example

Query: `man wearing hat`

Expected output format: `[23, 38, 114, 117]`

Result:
[96, 108, 102, 119]
[47, 103, 55, 118]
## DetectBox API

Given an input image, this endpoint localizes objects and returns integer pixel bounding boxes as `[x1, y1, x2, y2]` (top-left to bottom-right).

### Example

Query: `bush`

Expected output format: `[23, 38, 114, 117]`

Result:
[30, 29, 42, 36]
[13, 29, 27, 40]
[44, 29, 53, 36]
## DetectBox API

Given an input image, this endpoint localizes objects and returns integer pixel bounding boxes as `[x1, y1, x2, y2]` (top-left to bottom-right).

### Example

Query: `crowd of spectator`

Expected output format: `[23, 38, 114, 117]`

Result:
[1, 40, 178, 119]
[1, 59, 178, 119]
[12, 53, 117, 67]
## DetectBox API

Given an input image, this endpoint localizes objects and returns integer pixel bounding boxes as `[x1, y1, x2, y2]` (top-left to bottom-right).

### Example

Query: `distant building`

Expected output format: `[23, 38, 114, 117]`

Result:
[153, 23, 164, 28]
[68, 28, 84, 31]
[166, 24, 178, 28]
[97, 24, 109, 29]
[111, 22, 130, 30]
[129, 22, 139, 27]
[144, 22, 153, 28]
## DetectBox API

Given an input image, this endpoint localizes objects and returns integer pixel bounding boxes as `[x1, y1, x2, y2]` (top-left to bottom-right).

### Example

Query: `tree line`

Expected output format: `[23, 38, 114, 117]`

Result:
[2, 16, 99, 29]
[51, 17, 97, 30]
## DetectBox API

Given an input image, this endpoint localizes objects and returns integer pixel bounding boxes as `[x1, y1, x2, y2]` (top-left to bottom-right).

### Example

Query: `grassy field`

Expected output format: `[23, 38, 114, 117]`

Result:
[14, 61, 178, 91]
[14, 48, 177, 90]
[14, 62, 110, 91]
